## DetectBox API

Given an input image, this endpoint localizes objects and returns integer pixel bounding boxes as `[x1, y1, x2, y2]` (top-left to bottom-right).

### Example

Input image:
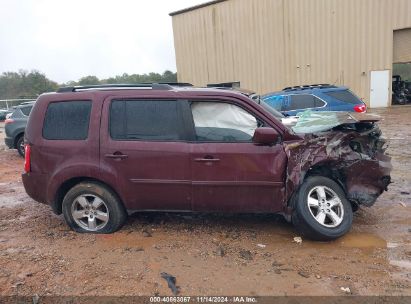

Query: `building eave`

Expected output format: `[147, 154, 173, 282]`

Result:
[169, 0, 227, 16]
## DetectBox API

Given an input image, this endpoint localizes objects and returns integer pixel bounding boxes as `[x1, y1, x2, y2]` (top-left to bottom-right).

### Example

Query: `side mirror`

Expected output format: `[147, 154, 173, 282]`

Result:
[252, 128, 280, 145]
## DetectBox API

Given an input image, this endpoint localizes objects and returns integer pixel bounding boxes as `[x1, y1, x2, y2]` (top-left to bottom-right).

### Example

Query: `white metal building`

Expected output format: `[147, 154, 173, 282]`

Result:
[171, 0, 411, 107]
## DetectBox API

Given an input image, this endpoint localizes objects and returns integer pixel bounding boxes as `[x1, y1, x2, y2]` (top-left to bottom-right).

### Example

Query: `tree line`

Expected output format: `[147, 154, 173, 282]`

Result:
[0, 70, 178, 100]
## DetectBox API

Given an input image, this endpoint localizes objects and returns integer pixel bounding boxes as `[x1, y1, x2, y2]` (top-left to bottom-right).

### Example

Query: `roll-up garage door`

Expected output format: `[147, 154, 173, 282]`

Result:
[394, 28, 411, 63]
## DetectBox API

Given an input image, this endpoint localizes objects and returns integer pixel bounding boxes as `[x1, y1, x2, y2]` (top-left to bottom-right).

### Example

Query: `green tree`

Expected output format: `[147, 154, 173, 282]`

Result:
[162, 70, 178, 82]
[0, 70, 178, 100]
[0, 70, 58, 99]
[77, 75, 100, 85]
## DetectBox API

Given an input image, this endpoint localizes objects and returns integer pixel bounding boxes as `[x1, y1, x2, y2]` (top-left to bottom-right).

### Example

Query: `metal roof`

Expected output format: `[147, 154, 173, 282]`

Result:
[169, 0, 227, 16]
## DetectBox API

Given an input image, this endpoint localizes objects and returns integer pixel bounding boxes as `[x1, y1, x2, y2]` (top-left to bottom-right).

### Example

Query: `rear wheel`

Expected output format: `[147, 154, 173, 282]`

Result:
[62, 182, 127, 233]
[292, 176, 353, 241]
[16, 135, 25, 157]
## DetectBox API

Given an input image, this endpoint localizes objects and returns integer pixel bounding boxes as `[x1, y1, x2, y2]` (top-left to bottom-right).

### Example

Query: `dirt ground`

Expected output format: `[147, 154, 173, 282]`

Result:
[0, 106, 410, 297]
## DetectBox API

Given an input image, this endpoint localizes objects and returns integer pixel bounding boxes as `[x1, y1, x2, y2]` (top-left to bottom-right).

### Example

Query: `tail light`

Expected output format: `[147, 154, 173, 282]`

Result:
[354, 104, 367, 113]
[24, 144, 31, 173]
[4, 118, 14, 124]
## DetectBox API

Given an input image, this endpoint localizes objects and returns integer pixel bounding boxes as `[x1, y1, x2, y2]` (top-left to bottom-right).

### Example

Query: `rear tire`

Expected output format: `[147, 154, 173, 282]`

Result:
[62, 182, 127, 233]
[292, 176, 353, 241]
[16, 135, 25, 157]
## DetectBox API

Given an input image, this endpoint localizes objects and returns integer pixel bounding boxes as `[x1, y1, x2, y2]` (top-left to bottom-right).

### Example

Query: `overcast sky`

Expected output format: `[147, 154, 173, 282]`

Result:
[0, 0, 206, 83]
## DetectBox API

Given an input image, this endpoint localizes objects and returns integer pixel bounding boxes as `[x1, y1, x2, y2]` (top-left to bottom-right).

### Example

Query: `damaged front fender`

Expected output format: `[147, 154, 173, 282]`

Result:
[283, 116, 392, 211]
[343, 152, 391, 206]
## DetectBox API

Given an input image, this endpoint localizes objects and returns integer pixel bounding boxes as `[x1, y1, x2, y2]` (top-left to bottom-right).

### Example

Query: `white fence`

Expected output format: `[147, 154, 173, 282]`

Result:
[0, 99, 36, 109]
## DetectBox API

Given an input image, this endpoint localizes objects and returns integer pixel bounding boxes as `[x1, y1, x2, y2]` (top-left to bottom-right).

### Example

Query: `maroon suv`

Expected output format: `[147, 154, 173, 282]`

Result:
[22, 84, 391, 240]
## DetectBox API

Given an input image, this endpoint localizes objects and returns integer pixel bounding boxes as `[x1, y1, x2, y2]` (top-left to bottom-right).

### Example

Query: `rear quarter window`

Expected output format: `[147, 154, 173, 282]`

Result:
[324, 90, 362, 104]
[20, 105, 33, 116]
[43, 101, 92, 140]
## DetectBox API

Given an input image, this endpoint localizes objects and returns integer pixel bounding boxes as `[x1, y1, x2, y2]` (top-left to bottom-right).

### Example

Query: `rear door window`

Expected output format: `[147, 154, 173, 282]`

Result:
[43, 101, 92, 140]
[110, 100, 185, 141]
[190, 101, 258, 142]
[288, 95, 316, 110]
[287, 94, 325, 111]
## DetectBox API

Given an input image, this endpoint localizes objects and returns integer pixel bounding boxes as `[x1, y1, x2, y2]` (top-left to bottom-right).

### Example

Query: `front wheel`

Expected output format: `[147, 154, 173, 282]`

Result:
[292, 176, 353, 241]
[62, 182, 127, 233]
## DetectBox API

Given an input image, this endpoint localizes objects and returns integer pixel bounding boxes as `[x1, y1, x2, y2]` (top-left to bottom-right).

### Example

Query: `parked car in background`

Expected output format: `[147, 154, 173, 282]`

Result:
[22, 84, 391, 240]
[5, 101, 35, 156]
[0, 109, 13, 121]
[262, 84, 367, 116]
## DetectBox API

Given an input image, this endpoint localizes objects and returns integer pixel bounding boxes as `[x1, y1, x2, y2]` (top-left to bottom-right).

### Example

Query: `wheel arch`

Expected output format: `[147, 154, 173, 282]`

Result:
[13, 131, 24, 148]
[304, 163, 346, 192]
[287, 162, 359, 212]
[52, 177, 125, 215]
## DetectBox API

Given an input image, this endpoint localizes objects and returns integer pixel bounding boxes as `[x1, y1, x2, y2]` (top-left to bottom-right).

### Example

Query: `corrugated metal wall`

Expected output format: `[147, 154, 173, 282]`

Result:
[394, 28, 411, 63]
[172, 0, 411, 106]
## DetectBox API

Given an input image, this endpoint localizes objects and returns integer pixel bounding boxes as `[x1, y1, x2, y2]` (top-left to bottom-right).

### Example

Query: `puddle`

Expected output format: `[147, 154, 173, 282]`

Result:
[0, 195, 25, 208]
[0, 184, 29, 208]
[336, 232, 387, 248]
[390, 260, 411, 270]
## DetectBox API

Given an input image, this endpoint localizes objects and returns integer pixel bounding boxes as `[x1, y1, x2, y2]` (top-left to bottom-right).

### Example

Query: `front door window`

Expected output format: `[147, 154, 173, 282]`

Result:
[191, 101, 258, 142]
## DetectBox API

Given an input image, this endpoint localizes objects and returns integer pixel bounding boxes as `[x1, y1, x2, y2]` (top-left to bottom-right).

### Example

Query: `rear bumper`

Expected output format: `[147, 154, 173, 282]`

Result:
[22, 172, 49, 206]
[4, 137, 13, 149]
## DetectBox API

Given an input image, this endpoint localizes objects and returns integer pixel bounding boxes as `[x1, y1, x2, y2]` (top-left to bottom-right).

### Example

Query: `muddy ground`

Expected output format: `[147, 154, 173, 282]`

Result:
[0, 107, 410, 297]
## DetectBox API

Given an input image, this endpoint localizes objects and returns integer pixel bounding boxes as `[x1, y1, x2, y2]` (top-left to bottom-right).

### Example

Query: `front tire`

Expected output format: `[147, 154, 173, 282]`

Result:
[292, 176, 353, 241]
[62, 182, 127, 233]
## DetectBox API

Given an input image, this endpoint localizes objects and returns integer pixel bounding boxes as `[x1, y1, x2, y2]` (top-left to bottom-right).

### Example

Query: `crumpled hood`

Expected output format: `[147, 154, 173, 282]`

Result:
[290, 111, 380, 134]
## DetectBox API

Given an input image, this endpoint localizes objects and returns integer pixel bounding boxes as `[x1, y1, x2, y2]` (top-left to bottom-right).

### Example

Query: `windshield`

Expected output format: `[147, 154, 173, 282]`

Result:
[291, 110, 379, 134]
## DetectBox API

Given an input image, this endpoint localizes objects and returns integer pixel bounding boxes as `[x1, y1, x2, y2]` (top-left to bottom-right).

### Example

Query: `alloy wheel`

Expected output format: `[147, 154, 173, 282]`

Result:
[307, 185, 344, 228]
[71, 194, 110, 231]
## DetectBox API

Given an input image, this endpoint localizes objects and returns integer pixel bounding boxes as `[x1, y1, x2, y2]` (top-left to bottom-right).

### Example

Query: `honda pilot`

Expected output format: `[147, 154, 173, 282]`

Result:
[22, 84, 392, 240]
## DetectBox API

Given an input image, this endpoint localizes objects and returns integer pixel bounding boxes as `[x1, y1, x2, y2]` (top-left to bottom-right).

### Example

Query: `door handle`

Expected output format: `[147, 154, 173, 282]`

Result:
[105, 152, 128, 160]
[194, 157, 220, 162]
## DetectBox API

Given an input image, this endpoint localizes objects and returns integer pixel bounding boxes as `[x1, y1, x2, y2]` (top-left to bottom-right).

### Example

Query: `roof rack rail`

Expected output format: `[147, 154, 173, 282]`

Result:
[57, 82, 192, 93]
[161, 82, 193, 87]
[282, 84, 336, 91]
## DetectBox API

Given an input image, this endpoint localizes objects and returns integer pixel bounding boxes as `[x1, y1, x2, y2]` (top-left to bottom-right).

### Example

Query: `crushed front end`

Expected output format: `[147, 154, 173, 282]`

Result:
[333, 122, 391, 206]
[284, 111, 392, 209]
